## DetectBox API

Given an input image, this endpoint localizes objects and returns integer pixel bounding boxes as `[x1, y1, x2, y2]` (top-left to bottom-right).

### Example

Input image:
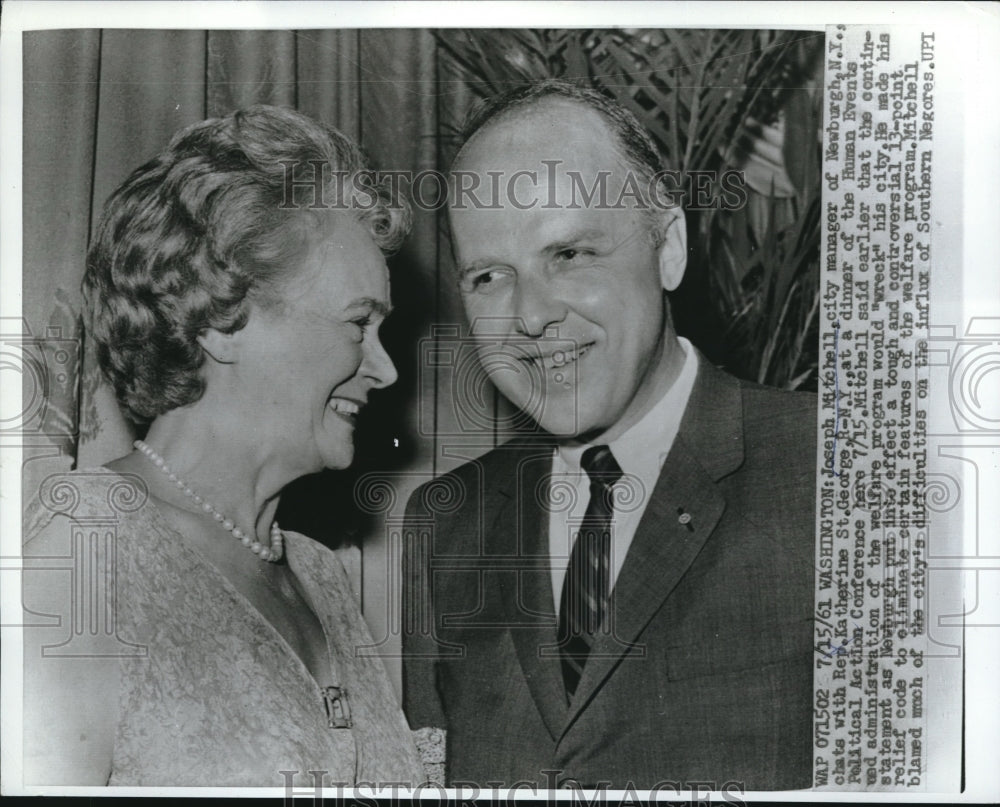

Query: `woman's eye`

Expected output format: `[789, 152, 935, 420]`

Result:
[349, 316, 373, 338]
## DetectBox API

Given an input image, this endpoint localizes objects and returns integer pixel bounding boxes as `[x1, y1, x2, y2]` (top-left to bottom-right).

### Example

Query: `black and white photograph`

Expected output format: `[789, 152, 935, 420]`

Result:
[1, 1, 995, 800]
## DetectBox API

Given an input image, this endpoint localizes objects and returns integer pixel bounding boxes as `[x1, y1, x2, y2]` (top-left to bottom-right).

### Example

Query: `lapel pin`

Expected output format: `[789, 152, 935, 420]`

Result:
[677, 507, 694, 532]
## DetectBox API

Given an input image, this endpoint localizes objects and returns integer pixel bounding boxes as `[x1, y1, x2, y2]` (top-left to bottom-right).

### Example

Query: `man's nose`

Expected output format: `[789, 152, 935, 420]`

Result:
[512, 274, 567, 337]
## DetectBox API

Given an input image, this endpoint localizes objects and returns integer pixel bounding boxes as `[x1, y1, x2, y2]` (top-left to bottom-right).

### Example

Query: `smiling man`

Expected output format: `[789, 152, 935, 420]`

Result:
[403, 80, 818, 791]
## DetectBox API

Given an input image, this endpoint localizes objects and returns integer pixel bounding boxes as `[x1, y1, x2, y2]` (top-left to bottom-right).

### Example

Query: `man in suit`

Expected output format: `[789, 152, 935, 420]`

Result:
[402, 80, 816, 791]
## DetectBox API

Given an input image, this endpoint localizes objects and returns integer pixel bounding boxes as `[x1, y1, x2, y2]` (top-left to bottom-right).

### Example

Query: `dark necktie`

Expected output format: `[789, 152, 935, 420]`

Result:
[558, 444, 623, 700]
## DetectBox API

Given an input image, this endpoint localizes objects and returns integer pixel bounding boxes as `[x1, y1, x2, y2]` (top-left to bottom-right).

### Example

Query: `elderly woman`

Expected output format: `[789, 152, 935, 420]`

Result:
[22, 106, 430, 786]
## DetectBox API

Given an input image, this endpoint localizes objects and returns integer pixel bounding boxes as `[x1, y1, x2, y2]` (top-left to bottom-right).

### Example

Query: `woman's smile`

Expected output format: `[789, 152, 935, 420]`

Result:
[327, 394, 364, 423]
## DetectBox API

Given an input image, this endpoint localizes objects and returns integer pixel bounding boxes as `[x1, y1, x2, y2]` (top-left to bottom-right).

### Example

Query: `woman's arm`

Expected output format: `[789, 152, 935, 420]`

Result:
[22, 515, 119, 786]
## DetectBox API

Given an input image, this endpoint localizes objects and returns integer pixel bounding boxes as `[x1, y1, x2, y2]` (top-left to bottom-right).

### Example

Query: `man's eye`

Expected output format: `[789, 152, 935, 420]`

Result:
[554, 248, 593, 263]
[461, 268, 512, 294]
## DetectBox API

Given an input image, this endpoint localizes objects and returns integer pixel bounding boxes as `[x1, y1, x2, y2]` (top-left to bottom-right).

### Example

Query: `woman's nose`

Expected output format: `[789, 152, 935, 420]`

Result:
[365, 335, 399, 389]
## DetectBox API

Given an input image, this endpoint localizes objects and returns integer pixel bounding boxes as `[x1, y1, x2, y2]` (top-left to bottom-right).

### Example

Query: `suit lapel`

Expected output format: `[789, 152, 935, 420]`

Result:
[560, 357, 746, 734]
[489, 442, 568, 740]
[561, 441, 724, 730]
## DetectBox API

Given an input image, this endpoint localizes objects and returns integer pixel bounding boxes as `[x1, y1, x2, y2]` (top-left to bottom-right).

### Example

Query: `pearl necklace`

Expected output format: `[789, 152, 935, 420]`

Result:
[134, 439, 284, 563]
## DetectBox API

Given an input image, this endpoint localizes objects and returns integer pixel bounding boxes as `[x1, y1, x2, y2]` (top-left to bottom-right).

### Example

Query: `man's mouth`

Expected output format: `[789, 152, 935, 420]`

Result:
[526, 341, 594, 371]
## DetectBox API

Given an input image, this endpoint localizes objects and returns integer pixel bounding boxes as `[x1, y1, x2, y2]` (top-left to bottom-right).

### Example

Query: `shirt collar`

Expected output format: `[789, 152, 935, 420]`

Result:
[555, 336, 700, 489]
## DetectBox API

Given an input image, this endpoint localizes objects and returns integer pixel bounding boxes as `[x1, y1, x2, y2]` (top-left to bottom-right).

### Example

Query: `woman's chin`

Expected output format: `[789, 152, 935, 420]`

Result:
[315, 435, 355, 472]
[312, 409, 359, 470]
[318, 445, 354, 472]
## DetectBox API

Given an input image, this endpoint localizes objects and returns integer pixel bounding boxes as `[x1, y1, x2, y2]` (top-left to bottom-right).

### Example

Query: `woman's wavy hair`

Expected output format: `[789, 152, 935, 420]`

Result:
[84, 104, 410, 423]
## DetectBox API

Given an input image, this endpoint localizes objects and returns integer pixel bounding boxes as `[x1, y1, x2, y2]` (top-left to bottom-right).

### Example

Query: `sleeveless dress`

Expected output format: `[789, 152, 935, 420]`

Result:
[25, 468, 426, 787]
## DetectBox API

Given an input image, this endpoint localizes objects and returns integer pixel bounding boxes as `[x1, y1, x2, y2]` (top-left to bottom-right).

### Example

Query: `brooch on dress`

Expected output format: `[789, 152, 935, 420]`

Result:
[322, 685, 352, 729]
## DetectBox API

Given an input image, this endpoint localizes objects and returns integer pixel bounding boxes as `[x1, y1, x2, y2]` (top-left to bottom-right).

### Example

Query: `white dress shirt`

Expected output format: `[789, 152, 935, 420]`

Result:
[547, 337, 700, 612]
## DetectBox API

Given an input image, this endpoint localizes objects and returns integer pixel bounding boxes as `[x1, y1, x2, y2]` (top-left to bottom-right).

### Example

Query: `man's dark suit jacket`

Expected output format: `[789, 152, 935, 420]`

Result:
[402, 358, 817, 790]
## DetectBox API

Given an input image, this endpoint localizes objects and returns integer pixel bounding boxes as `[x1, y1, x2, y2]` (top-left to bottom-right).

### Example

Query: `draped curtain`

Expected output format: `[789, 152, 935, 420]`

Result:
[22, 29, 476, 695]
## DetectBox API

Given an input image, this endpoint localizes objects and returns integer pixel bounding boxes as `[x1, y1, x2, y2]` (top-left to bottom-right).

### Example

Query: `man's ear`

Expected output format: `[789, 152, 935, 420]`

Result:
[196, 328, 238, 365]
[656, 207, 687, 292]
